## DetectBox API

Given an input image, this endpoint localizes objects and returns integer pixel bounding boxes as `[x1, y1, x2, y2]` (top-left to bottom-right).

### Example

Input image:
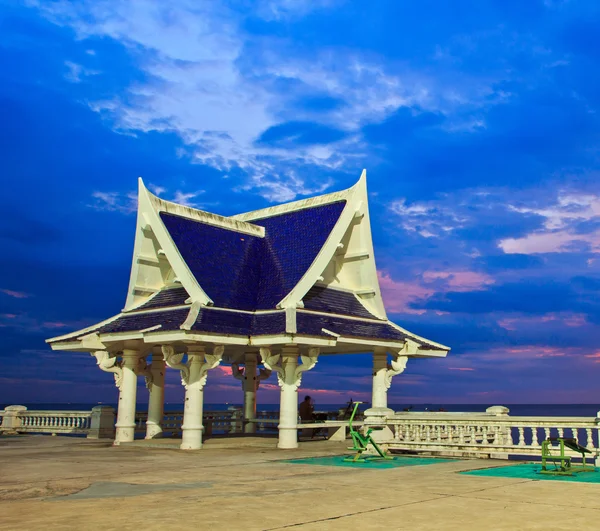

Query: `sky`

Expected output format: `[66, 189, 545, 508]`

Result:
[1, 0, 600, 407]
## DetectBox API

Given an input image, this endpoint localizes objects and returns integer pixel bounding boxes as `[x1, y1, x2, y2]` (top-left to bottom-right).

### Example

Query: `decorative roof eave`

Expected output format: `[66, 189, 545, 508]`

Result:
[275, 170, 368, 310]
[387, 321, 451, 352]
[45, 313, 122, 344]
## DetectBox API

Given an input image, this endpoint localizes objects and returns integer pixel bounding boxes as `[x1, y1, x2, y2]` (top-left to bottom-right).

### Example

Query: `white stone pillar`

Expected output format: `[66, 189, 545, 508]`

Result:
[261, 346, 319, 450]
[243, 354, 258, 434]
[163, 344, 223, 450]
[181, 348, 205, 450]
[364, 348, 408, 447]
[115, 349, 140, 445]
[278, 347, 299, 449]
[371, 348, 390, 411]
[145, 350, 165, 439]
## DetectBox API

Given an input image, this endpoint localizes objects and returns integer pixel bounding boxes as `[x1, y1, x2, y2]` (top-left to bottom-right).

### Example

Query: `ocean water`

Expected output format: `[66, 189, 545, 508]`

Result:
[3, 403, 599, 417]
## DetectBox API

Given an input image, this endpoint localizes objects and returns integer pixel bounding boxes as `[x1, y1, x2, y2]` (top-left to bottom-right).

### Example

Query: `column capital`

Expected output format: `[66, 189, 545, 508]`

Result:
[260, 346, 318, 390]
[91, 351, 124, 390]
[384, 355, 408, 389]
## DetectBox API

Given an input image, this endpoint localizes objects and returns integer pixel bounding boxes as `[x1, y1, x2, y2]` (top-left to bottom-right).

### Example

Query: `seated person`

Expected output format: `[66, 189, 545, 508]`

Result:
[299, 395, 314, 437]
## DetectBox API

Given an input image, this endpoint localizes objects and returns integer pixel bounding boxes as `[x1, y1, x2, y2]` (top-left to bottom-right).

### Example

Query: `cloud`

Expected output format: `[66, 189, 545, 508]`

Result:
[0, 289, 31, 299]
[254, 0, 341, 21]
[64, 60, 100, 83]
[88, 188, 206, 213]
[378, 269, 495, 314]
[499, 192, 600, 254]
[422, 270, 495, 292]
[498, 312, 588, 331]
[378, 270, 434, 314]
[388, 196, 469, 238]
[29, 0, 511, 202]
[88, 191, 138, 214]
[172, 190, 205, 208]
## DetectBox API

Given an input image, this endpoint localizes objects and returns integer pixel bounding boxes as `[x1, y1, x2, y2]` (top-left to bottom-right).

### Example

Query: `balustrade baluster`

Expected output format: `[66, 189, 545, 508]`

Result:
[531, 427, 540, 447]
[572, 427, 578, 441]
[492, 426, 499, 445]
[518, 426, 525, 446]
[586, 428, 593, 449]
[457, 425, 464, 444]
[544, 427, 550, 441]
[558, 427, 564, 438]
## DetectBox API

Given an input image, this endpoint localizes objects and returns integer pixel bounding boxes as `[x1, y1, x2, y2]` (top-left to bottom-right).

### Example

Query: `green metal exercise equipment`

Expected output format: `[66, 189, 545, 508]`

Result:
[343, 402, 394, 463]
[540, 437, 595, 476]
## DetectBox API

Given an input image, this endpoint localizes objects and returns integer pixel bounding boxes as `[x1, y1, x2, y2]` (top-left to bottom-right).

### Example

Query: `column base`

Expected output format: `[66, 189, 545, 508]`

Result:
[181, 426, 204, 450]
[145, 421, 163, 440]
[114, 424, 135, 445]
[363, 407, 394, 446]
[277, 425, 298, 449]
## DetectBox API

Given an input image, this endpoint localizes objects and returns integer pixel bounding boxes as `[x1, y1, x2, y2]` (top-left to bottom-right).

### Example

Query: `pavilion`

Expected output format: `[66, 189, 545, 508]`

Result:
[46, 170, 449, 450]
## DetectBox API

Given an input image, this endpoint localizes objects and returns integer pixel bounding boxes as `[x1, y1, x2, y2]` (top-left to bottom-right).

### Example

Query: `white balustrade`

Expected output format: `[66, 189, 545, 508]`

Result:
[386, 410, 600, 460]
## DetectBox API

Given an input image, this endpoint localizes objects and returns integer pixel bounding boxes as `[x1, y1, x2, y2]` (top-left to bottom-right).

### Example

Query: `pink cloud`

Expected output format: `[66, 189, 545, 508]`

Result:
[214, 366, 232, 376]
[377, 270, 433, 314]
[42, 321, 70, 329]
[506, 346, 566, 358]
[422, 270, 495, 291]
[378, 269, 494, 314]
[0, 289, 31, 299]
[584, 351, 600, 362]
[499, 313, 588, 331]
[499, 230, 600, 254]
[448, 367, 475, 371]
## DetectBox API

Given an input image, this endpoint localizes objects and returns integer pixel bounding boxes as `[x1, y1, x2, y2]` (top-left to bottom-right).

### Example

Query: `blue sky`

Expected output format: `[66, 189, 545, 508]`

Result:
[2, 0, 600, 406]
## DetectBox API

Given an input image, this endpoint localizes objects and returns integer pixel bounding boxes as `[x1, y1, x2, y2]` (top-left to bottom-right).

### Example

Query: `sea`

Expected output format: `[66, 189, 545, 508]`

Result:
[3, 403, 600, 417]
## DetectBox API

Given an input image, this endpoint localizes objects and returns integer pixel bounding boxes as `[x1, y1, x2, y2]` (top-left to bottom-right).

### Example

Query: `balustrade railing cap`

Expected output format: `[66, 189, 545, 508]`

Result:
[5, 405, 27, 411]
[91, 405, 115, 412]
[486, 405, 510, 416]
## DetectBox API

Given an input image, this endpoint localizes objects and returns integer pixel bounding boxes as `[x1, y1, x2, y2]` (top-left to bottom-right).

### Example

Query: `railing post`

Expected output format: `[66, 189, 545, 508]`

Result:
[485, 406, 510, 459]
[88, 406, 116, 439]
[0, 405, 27, 433]
[596, 411, 600, 467]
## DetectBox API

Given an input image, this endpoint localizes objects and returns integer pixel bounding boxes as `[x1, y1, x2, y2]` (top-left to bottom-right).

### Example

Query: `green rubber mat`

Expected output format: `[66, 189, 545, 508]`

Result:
[283, 455, 455, 469]
[462, 463, 600, 483]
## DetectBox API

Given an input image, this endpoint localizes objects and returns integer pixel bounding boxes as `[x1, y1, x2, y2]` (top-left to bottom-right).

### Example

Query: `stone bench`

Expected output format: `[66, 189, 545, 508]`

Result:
[297, 420, 365, 441]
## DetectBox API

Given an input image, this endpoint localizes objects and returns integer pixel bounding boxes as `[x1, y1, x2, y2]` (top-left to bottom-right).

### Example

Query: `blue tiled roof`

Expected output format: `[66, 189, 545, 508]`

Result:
[93, 308, 285, 337]
[98, 309, 189, 334]
[302, 285, 376, 319]
[127, 287, 189, 312]
[192, 309, 285, 336]
[160, 201, 345, 310]
[296, 312, 446, 350]
[296, 312, 408, 341]
[251, 202, 346, 308]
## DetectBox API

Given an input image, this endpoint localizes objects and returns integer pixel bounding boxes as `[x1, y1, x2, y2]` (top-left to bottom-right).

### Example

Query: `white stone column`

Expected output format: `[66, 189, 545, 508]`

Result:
[233, 353, 272, 434]
[145, 350, 165, 439]
[242, 353, 258, 434]
[114, 349, 140, 445]
[163, 344, 223, 450]
[278, 347, 299, 449]
[364, 348, 408, 446]
[261, 346, 319, 450]
[371, 348, 391, 411]
[181, 348, 205, 450]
